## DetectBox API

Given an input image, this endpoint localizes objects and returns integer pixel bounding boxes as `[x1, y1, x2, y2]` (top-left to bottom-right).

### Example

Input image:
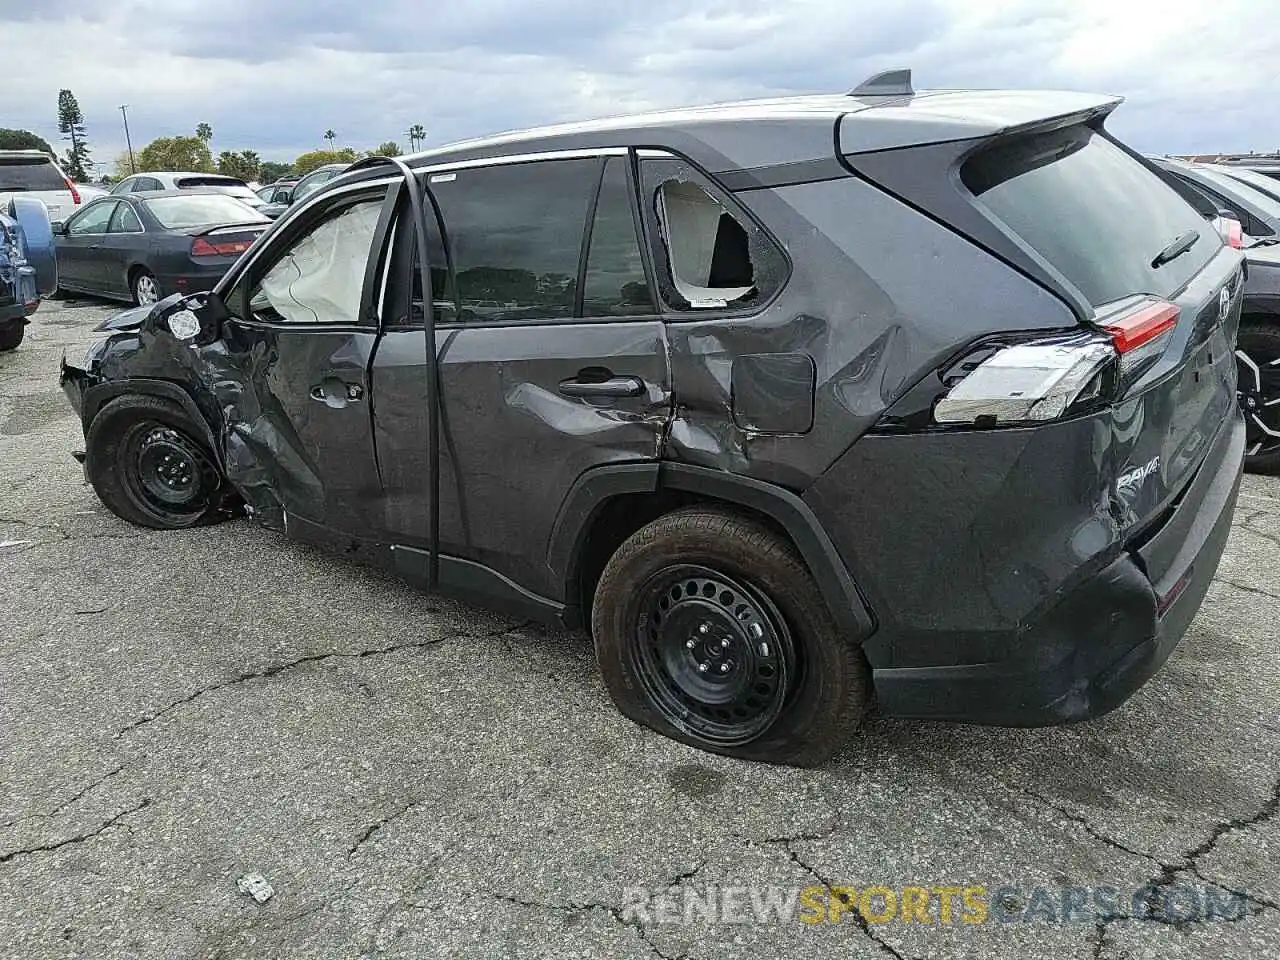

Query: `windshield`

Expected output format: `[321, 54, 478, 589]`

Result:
[963, 127, 1218, 307]
[143, 195, 268, 228]
[1195, 166, 1280, 219]
[0, 157, 66, 191]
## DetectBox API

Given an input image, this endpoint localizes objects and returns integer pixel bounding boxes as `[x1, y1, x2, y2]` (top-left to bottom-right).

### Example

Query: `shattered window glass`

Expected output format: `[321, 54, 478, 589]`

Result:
[640, 158, 787, 312]
[249, 198, 383, 324]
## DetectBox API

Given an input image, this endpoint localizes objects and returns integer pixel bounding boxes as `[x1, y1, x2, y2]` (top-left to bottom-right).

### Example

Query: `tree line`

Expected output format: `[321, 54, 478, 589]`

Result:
[0, 89, 425, 185]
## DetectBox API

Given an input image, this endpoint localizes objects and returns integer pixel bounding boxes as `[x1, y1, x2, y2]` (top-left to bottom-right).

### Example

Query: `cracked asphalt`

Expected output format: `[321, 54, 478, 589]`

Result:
[2, 297, 1278, 960]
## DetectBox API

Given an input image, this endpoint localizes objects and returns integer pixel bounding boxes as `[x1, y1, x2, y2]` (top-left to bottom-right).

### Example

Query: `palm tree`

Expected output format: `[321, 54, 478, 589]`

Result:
[195, 122, 213, 144]
[408, 124, 426, 152]
[323, 129, 336, 148]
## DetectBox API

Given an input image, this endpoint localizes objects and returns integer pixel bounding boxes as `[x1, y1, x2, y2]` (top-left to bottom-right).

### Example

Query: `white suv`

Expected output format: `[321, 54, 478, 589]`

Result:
[0, 151, 81, 224]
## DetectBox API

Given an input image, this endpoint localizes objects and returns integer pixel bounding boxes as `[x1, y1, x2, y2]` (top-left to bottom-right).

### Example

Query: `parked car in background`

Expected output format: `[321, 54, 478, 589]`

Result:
[1214, 164, 1280, 205]
[1151, 157, 1280, 242]
[1222, 159, 1280, 182]
[52, 190, 269, 305]
[1237, 243, 1280, 472]
[0, 196, 57, 350]
[285, 163, 347, 206]
[110, 172, 271, 215]
[76, 184, 109, 203]
[0, 150, 82, 225]
[253, 180, 296, 219]
[61, 74, 1246, 764]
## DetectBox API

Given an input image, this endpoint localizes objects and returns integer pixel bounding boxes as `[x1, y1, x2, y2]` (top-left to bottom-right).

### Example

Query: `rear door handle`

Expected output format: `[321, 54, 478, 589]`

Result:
[558, 375, 646, 399]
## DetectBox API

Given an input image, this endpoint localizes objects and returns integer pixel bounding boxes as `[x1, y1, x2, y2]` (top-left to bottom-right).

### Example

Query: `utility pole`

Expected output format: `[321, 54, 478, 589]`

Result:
[119, 104, 136, 174]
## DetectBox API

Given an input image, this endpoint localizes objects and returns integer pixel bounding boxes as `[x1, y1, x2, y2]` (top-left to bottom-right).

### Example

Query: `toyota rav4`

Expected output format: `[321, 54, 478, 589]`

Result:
[60, 72, 1246, 765]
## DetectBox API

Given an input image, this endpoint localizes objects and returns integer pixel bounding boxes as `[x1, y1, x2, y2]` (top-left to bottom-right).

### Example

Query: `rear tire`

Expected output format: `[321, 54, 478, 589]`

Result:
[132, 269, 159, 306]
[86, 394, 229, 529]
[1236, 320, 1280, 474]
[591, 507, 869, 767]
[0, 322, 24, 352]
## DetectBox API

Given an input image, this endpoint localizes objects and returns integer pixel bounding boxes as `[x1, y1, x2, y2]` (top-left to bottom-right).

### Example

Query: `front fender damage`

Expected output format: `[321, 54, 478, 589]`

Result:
[62, 303, 323, 532]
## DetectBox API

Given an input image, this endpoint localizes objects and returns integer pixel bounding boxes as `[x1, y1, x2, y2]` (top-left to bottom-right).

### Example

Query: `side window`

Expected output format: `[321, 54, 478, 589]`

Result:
[382, 192, 456, 328]
[110, 178, 132, 195]
[245, 193, 387, 324]
[582, 158, 654, 317]
[640, 157, 787, 311]
[68, 201, 117, 235]
[109, 203, 142, 233]
[430, 158, 597, 323]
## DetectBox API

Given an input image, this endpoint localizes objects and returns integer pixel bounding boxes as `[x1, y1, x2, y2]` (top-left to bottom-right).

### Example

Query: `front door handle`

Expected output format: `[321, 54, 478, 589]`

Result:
[310, 378, 364, 407]
[558, 375, 646, 399]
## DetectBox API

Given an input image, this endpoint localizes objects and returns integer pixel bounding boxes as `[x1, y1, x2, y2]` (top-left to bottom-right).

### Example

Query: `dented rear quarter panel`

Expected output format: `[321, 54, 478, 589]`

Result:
[665, 173, 1082, 490]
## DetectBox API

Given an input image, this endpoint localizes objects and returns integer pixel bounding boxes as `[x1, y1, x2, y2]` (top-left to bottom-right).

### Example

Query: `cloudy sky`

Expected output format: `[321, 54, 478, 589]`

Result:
[4, 0, 1278, 176]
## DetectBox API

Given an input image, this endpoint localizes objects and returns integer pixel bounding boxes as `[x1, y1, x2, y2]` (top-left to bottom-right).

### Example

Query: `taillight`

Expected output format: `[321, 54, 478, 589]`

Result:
[191, 237, 254, 257]
[932, 298, 1179, 428]
[65, 178, 81, 205]
[1224, 218, 1243, 249]
[1099, 298, 1179, 379]
[934, 333, 1114, 426]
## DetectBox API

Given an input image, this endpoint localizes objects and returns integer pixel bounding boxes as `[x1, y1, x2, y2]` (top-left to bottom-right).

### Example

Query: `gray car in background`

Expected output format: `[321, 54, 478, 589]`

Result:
[60, 72, 1246, 765]
[1151, 156, 1280, 240]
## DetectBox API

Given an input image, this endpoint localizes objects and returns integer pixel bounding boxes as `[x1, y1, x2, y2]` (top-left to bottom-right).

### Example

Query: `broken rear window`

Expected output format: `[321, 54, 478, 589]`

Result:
[640, 158, 787, 311]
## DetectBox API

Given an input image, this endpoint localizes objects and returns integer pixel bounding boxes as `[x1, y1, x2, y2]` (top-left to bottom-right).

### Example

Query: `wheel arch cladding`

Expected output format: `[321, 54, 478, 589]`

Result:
[549, 461, 876, 641]
[83, 378, 221, 468]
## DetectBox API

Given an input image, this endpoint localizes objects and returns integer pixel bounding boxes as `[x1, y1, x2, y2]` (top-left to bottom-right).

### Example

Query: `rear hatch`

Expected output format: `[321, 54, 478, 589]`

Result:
[0, 154, 76, 222]
[957, 124, 1243, 542]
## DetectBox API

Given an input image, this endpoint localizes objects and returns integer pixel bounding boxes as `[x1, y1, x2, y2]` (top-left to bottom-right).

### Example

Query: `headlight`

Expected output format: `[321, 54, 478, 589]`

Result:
[83, 338, 109, 369]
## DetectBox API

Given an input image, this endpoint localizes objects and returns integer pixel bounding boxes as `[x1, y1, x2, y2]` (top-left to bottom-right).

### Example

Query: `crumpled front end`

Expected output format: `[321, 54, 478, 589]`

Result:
[58, 298, 325, 534]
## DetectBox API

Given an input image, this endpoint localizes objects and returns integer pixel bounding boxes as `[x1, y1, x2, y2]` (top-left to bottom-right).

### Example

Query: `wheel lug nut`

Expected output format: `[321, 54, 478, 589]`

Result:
[699, 623, 710, 635]
[698, 662, 709, 673]
[719, 663, 730, 673]
[720, 638, 731, 648]
[685, 639, 696, 649]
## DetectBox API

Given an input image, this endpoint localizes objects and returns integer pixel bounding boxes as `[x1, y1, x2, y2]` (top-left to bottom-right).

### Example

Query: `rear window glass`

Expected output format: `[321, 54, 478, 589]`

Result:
[174, 176, 246, 189]
[0, 157, 66, 192]
[143, 195, 267, 228]
[963, 127, 1218, 308]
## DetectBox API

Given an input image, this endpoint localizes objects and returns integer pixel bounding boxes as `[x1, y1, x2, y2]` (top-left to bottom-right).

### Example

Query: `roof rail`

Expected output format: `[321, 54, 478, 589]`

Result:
[849, 69, 914, 98]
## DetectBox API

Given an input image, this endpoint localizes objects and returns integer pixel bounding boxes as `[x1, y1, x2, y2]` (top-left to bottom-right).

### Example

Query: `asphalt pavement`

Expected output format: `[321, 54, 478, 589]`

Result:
[1, 297, 1278, 960]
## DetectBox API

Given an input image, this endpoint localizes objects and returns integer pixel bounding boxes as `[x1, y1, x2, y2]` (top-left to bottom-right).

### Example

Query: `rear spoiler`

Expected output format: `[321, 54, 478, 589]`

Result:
[179, 221, 269, 237]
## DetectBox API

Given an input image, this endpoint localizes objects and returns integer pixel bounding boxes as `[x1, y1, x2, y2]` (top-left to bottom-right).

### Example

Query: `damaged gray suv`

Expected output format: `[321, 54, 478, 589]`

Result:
[61, 71, 1246, 766]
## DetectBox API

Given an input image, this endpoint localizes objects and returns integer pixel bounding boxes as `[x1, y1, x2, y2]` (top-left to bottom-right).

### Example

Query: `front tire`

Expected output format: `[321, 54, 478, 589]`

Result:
[85, 395, 229, 529]
[0, 321, 24, 352]
[591, 507, 869, 767]
[1236, 320, 1280, 474]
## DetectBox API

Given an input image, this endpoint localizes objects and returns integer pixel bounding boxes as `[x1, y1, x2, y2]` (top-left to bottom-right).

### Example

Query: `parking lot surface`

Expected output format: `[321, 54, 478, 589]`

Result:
[2, 298, 1278, 960]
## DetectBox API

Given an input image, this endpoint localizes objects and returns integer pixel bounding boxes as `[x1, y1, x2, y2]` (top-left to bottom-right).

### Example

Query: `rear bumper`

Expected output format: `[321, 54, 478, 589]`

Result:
[872, 409, 1245, 726]
[155, 266, 227, 298]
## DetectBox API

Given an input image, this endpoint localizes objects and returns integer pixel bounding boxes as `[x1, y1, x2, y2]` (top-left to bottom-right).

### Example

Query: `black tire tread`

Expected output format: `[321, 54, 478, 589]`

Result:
[0, 322, 24, 352]
[592, 505, 869, 767]
[85, 394, 225, 530]
[1239, 319, 1280, 474]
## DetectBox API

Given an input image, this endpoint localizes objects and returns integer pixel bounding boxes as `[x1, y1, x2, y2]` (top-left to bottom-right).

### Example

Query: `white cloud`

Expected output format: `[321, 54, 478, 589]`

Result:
[4, 0, 1278, 176]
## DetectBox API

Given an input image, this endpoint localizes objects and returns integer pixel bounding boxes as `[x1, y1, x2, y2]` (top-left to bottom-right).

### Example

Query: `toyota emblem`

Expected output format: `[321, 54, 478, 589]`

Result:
[1219, 287, 1231, 323]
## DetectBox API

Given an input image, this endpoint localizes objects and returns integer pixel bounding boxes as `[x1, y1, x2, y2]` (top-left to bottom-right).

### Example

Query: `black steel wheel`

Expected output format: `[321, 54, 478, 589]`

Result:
[1236, 321, 1280, 473]
[592, 507, 869, 767]
[633, 565, 796, 746]
[86, 394, 230, 529]
[122, 422, 220, 521]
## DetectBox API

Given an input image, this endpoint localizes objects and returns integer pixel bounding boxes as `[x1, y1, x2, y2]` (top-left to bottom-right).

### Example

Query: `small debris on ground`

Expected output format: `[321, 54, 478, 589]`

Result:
[236, 872, 275, 904]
